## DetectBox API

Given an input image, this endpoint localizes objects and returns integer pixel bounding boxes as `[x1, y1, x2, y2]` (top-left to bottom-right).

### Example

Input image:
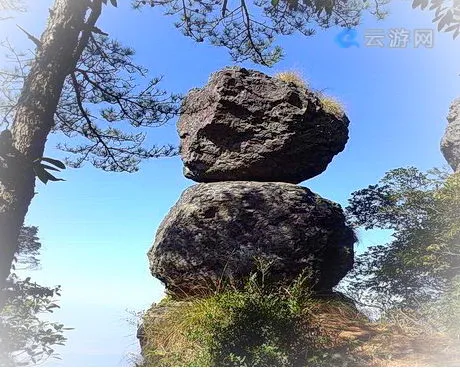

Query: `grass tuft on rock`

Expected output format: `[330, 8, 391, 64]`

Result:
[274, 70, 309, 90]
[317, 93, 346, 116]
[273, 70, 346, 116]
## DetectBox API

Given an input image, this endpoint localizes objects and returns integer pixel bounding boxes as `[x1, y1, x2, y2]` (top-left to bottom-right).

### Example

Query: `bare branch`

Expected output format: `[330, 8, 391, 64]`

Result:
[16, 25, 42, 48]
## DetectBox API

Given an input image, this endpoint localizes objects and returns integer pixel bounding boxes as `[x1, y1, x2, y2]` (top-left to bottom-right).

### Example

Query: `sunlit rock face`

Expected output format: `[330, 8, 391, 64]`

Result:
[441, 98, 460, 172]
[148, 181, 355, 298]
[178, 66, 350, 184]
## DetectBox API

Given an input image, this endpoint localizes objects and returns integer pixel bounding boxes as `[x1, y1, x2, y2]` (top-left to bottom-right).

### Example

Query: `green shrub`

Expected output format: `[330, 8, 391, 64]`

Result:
[140, 269, 360, 367]
[201, 286, 312, 366]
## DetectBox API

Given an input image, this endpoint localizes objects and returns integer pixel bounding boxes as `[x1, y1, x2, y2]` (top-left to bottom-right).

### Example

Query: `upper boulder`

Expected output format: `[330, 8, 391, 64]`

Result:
[178, 67, 350, 184]
[441, 98, 460, 172]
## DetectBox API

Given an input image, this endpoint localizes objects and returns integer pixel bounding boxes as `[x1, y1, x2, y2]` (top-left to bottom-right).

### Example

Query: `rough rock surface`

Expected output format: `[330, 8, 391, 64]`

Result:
[441, 98, 460, 172]
[178, 67, 350, 184]
[148, 182, 355, 297]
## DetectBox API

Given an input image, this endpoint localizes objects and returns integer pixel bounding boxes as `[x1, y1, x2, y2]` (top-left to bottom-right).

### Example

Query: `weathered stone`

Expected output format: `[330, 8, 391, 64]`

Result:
[441, 98, 460, 172]
[148, 182, 355, 298]
[178, 66, 350, 184]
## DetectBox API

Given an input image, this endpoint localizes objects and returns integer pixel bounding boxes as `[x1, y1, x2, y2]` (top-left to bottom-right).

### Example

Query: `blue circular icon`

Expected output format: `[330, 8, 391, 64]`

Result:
[335, 28, 360, 48]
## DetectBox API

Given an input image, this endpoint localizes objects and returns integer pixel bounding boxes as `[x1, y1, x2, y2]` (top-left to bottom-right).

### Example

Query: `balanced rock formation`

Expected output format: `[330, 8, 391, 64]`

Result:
[178, 66, 350, 184]
[146, 66, 355, 304]
[148, 181, 355, 297]
[441, 98, 460, 172]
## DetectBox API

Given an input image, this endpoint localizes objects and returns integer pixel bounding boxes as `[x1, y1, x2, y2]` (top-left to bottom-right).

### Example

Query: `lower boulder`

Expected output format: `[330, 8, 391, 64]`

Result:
[148, 182, 355, 297]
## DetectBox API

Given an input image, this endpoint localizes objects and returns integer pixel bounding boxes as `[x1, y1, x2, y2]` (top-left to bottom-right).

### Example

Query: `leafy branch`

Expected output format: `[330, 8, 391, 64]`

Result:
[1, 27, 180, 173]
[32, 157, 66, 184]
[133, 0, 389, 66]
[412, 0, 460, 39]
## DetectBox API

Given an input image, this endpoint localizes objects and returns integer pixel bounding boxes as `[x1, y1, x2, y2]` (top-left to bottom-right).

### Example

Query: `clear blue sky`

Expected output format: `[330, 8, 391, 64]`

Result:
[1, 0, 459, 365]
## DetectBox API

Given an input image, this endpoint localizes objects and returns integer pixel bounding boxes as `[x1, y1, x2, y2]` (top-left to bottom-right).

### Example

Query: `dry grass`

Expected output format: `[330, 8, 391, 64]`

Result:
[274, 70, 346, 116]
[355, 327, 460, 366]
[309, 302, 460, 367]
[273, 70, 309, 89]
[317, 93, 346, 116]
[141, 301, 203, 366]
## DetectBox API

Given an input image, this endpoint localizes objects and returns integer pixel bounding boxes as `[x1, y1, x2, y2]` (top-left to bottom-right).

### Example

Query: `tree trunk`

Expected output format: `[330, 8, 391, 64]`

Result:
[0, 0, 100, 307]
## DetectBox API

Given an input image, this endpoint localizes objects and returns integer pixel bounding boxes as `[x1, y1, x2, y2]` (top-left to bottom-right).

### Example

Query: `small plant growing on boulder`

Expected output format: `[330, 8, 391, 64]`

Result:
[317, 93, 346, 116]
[274, 70, 346, 116]
[274, 71, 309, 90]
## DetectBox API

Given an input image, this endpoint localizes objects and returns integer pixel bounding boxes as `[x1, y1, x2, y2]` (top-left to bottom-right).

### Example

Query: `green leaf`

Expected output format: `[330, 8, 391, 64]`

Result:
[40, 157, 66, 170]
[271, 0, 279, 6]
[40, 164, 60, 172]
[34, 165, 51, 184]
[412, 0, 429, 9]
[454, 28, 460, 39]
[47, 173, 65, 183]
[110, 0, 118, 6]
[33, 165, 65, 184]
[438, 16, 447, 31]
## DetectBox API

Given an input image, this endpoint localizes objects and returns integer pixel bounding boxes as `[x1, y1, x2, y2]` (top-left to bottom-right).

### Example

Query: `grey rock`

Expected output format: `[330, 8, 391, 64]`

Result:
[441, 98, 460, 172]
[178, 66, 350, 184]
[148, 181, 355, 298]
